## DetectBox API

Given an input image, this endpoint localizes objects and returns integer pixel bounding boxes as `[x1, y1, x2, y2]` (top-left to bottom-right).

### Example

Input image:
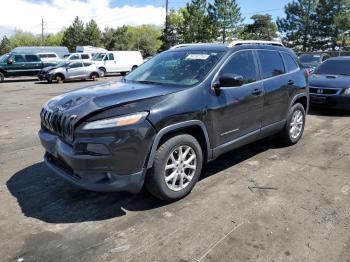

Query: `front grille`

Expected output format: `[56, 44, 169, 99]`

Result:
[40, 108, 76, 142]
[309, 87, 341, 96]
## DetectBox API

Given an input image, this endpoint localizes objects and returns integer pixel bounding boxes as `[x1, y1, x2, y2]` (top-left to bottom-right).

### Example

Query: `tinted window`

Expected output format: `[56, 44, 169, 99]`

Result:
[220, 50, 258, 84]
[48, 54, 57, 58]
[83, 62, 92, 67]
[258, 50, 285, 79]
[81, 54, 90, 59]
[69, 62, 83, 68]
[299, 54, 321, 63]
[69, 54, 80, 60]
[13, 55, 25, 62]
[282, 52, 298, 72]
[25, 55, 40, 62]
[314, 60, 350, 76]
[107, 53, 114, 60]
[38, 54, 46, 58]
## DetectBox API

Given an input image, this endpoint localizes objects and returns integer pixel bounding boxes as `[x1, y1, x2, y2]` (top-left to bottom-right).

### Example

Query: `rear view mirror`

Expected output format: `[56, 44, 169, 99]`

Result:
[7, 59, 13, 64]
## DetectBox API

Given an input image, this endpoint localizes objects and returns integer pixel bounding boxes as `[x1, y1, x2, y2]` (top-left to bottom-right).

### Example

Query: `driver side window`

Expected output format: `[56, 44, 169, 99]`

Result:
[220, 50, 258, 85]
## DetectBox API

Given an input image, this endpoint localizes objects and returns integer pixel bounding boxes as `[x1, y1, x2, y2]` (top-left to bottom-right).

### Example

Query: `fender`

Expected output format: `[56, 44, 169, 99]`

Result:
[146, 120, 212, 169]
[290, 92, 309, 113]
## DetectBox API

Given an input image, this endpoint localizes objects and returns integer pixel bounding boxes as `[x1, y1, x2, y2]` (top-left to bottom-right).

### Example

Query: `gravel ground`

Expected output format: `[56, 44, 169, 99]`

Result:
[0, 76, 349, 262]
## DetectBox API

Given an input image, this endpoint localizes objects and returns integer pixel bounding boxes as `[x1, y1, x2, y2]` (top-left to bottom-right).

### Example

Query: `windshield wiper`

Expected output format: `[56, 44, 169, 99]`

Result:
[339, 73, 350, 76]
[135, 80, 163, 85]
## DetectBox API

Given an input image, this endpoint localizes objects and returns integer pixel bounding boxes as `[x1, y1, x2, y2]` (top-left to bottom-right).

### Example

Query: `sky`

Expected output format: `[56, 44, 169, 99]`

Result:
[0, 0, 291, 38]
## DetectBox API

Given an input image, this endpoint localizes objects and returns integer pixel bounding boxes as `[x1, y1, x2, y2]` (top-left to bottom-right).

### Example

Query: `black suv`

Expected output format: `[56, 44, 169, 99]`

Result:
[39, 42, 309, 201]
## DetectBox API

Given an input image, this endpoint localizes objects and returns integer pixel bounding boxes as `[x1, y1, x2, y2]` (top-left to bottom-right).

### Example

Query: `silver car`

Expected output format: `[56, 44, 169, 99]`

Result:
[38, 61, 102, 83]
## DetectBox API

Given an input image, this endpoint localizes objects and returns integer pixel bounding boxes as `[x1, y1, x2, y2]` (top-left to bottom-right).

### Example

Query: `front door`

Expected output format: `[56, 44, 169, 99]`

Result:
[208, 50, 264, 148]
[6, 54, 26, 77]
[104, 53, 117, 72]
[66, 62, 85, 79]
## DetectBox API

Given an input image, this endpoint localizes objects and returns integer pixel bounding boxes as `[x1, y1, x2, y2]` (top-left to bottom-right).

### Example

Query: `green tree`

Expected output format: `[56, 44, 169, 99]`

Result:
[9, 32, 39, 48]
[277, 0, 318, 51]
[102, 26, 131, 51]
[180, 0, 217, 43]
[128, 25, 162, 56]
[160, 9, 184, 50]
[239, 14, 277, 40]
[62, 16, 85, 52]
[85, 19, 102, 47]
[0, 36, 12, 55]
[210, 0, 242, 43]
[43, 32, 64, 46]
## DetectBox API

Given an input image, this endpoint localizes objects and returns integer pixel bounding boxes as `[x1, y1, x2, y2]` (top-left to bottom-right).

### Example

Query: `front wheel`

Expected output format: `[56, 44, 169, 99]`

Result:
[146, 134, 203, 202]
[280, 103, 306, 146]
[99, 68, 106, 77]
[0, 72, 4, 82]
[90, 72, 99, 81]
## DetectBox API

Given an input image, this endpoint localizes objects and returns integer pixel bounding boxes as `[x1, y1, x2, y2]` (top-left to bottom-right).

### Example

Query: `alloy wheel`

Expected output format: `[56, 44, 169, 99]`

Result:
[290, 109, 304, 140]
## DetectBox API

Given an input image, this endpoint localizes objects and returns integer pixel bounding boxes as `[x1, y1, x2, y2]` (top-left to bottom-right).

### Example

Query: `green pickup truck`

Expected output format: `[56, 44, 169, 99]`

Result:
[0, 53, 58, 82]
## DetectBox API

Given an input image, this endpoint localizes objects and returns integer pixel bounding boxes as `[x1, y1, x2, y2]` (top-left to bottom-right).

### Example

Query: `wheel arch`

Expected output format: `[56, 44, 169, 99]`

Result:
[145, 120, 212, 169]
[290, 93, 309, 114]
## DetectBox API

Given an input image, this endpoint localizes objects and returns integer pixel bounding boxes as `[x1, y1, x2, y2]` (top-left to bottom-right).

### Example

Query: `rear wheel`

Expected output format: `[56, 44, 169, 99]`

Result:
[131, 65, 138, 71]
[280, 103, 306, 145]
[146, 134, 203, 202]
[99, 68, 106, 77]
[0, 72, 4, 82]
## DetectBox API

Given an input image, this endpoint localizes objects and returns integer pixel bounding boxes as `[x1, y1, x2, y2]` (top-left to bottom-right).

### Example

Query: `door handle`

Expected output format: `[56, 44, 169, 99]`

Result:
[288, 80, 294, 85]
[251, 88, 262, 95]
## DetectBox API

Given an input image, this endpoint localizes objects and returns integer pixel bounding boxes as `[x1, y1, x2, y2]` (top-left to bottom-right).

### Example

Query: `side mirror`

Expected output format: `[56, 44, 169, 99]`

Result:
[7, 59, 13, 64]
[213, 73, 244, 91]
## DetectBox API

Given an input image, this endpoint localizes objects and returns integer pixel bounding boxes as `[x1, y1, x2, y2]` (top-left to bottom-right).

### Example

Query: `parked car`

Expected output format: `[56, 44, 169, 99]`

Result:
[37, 52, 60, 62]
[64, 53, 93, 61]
[92, 51, 143, 76]
[309, 56, 350, 110]
[12, 46, 69, 58]
[39, 41, 308, 201]
[76, 46, 108, 57]
[299, 53, 330, 73]
[0, 53, 57, 82]
[37, 61, 101, 83]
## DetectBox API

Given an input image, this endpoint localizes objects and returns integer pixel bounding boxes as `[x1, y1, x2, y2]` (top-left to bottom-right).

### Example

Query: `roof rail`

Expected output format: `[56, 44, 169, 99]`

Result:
[228, 40, 284, 48]
[170, 43, 208, 49]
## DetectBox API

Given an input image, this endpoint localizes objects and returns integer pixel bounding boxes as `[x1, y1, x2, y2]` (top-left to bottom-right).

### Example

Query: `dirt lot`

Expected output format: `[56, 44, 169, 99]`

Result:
[0, 77, 349, 262]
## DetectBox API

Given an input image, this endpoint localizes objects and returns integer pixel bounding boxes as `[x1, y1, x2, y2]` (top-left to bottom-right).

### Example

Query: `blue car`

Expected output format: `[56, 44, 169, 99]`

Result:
[309, 56, 350, 111]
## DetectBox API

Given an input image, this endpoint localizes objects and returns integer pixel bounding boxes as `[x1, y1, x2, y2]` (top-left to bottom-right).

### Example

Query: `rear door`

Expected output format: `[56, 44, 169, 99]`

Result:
[66, 62, 85, 78]
[209, 50, 264, 147]
[24, 55, 42, 76]
[256, 50, 290, 127]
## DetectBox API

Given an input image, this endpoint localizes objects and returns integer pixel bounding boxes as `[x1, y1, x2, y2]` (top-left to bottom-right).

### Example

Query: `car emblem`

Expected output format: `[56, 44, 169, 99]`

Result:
[317, 89, 324, 94]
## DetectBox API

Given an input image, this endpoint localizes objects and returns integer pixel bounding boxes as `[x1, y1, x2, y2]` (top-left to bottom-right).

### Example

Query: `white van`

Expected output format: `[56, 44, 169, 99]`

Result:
[92, 51, 143, 76]
[37, 52, 60, 62]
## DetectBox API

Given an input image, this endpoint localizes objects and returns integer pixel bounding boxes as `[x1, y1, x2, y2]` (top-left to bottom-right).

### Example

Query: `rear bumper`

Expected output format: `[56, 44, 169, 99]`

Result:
[310, 94, 350, 111]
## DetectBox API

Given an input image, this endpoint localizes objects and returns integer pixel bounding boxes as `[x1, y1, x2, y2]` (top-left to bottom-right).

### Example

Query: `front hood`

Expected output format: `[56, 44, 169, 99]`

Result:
[41, 65, 61, 73]
[309, 74, 350, 89]
[44, 80, 186, 121]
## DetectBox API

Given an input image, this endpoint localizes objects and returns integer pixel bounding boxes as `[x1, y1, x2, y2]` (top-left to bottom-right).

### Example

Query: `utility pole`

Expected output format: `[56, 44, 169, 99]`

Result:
[41, 18, 44, 46]
[165, 0, 169, 45]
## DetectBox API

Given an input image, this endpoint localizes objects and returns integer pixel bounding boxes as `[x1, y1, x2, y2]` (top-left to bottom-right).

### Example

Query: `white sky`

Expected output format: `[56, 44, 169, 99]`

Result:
[0, 0, 166, 37]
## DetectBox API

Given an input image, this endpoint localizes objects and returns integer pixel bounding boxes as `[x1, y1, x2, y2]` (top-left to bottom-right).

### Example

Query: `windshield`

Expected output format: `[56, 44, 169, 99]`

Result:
[299, 54, 321, 63]
[92, 53, 106, 61]
[314, 60, 350, 76]
[125, 50, 224, 86]
[0, 53, 10, 62]
[56, 61, 70, 68]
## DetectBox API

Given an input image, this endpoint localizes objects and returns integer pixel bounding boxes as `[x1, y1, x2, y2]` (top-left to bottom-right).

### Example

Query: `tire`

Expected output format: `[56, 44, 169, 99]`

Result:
[99, 68, 106, 77]
[90, 72, 99, 81]
[146, 134, 203, 202]
[280, 103, 306, 146]
[55, 74, 64, 83]
[47, 79, 53, 83]
[0, 72, 4, 82]
[120, 72, 127, 76]
[131, 65, 138, 71]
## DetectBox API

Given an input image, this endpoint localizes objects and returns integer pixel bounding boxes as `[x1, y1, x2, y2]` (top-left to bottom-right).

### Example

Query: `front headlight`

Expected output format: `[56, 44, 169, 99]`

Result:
[344, 87, 350, 95]
[82, 112, 148, 130]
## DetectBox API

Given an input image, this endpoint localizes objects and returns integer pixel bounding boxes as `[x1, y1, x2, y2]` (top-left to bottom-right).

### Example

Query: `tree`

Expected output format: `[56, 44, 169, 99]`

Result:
[102, 26, 131, 51]
[180, 0, 217, 43]
[128, 25, 162, 56]
[0, 36, 12, 55]
[277, 0, 318, 51]
[85, 19, 102, 47]
[160, 9, 184, 50]
[44, 32, 64, 46]
[62, 16, 85, 52]
[9, 32, 39, 48]
[210, 0, 242, 43]
[239, 14, 277, 40]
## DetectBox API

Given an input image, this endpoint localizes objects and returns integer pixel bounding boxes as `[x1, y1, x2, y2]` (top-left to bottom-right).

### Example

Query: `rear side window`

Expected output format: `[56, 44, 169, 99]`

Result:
[38, 54, 46, 58]
[220, 50, 258, 84]
[70, 54, 80, 60]
[48, 54, 57, 58]
[257, 50, 285, 79]
[81, 54, 90, 59]
[83, 62, 92, 67]
[25, 55, 40, 62]
[281, 52, 299, 72]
